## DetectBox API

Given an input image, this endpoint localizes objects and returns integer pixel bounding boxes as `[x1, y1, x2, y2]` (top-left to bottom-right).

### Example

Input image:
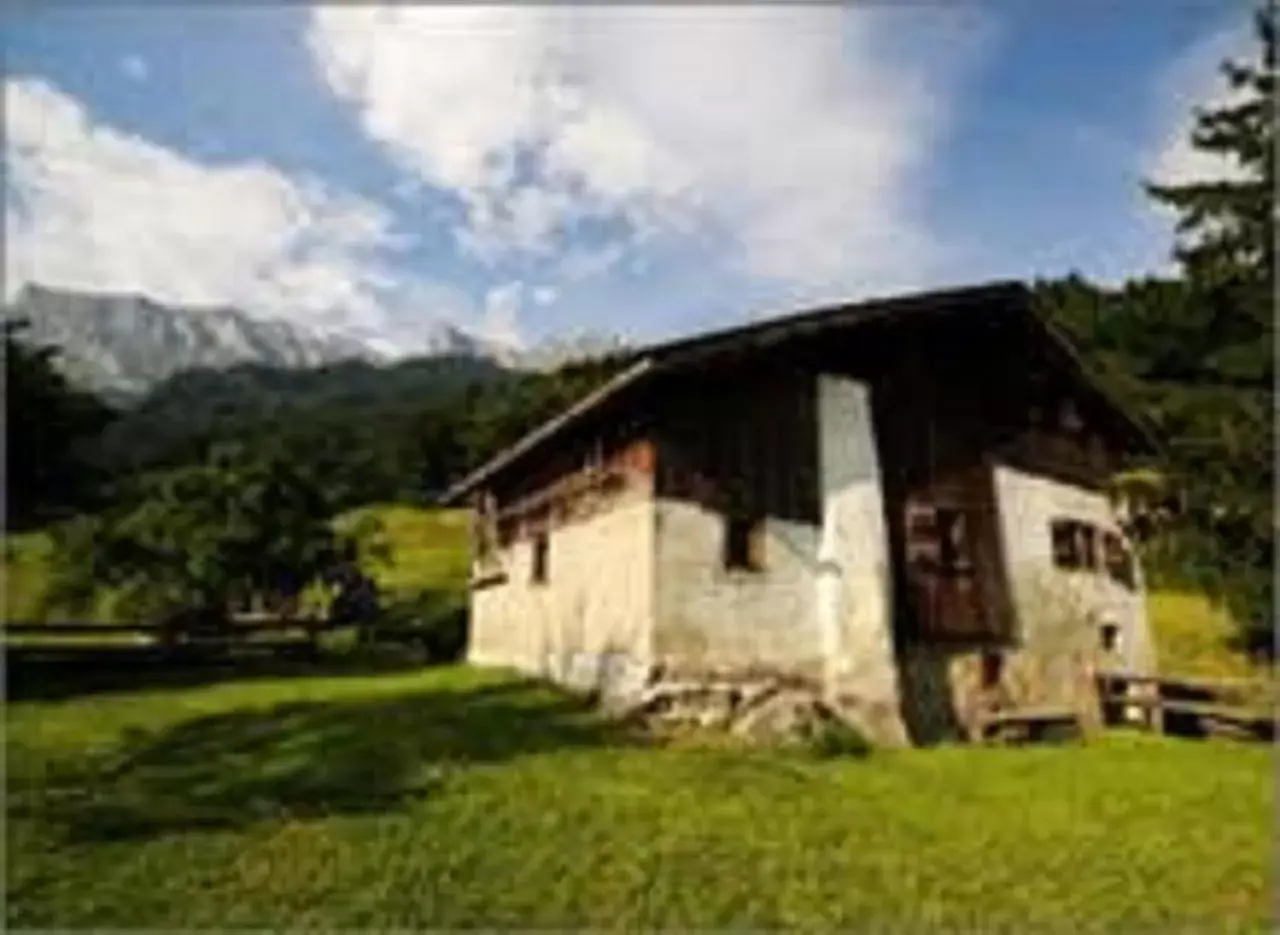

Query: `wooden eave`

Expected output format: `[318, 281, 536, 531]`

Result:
[437, 279, 1161, 505]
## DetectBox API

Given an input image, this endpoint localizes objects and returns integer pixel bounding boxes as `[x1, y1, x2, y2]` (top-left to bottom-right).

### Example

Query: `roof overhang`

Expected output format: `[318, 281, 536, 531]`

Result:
[437, 280, 1161, 505]
[439, 358, 655, 505]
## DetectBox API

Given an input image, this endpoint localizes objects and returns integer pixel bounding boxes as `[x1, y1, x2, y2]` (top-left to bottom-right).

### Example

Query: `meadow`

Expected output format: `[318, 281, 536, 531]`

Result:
[7, 663, 1275, 932]
[4, 506, 1274, 930]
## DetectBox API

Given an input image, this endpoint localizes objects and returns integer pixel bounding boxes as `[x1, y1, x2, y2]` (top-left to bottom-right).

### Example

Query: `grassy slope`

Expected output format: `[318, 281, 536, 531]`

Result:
[1146, 590, 1266, 680]
[336, 503, 469, 596]
[2, 530, 53, 621]
[7, 665, 1273, 931]
[2, 505, 471, 625]
[3, 530, 122, 623]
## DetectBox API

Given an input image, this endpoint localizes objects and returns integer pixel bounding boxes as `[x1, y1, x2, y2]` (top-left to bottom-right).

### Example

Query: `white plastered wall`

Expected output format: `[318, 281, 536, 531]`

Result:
[815, 374, 907, 743]
[991, 463, 1155, 676]
[650, 373, 907, 743]
[468, 497, 656, 699]
[652, 502, 822, 676]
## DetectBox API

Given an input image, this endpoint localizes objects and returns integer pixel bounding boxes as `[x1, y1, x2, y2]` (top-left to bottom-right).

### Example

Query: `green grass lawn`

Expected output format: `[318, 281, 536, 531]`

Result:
[7, 664, 1274, 932]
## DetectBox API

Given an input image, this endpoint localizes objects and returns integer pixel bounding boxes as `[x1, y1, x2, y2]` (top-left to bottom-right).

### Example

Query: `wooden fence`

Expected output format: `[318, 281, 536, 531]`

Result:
[1096, 670, 1276, 742]
[2, 615, 329, 662]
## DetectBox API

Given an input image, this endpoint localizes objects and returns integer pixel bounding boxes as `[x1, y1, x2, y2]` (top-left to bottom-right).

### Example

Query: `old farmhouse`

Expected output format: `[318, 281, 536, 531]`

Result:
[440, 281, 1161, 745]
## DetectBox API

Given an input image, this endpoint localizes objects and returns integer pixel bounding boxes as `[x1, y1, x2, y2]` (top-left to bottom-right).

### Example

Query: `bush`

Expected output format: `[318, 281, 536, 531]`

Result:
[420, 603, 468, 663]
[804, 717, 872, 759]
[373, 589, 469, 664]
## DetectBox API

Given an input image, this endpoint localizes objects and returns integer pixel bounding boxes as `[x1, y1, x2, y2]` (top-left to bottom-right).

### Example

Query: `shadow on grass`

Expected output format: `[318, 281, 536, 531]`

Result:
[6, 588, 468, 703]
[13, 676, 643, 844]
[5, 645, 429, 703]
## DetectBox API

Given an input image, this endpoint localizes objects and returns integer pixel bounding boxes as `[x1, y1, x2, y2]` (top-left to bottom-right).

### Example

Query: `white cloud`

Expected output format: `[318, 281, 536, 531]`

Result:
[479, 280, 524, 350]
[531, 285, 558, 307]
[120, 54, 150, 83]
[2, 76, 463, 350]
[308, 6, 977, 303]
[1146, 19, 1254, 189]
[556, 240, 628, 284]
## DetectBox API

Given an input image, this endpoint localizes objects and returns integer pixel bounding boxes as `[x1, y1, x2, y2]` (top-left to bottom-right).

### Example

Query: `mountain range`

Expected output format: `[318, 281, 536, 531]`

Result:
[3, 283, 502, 400]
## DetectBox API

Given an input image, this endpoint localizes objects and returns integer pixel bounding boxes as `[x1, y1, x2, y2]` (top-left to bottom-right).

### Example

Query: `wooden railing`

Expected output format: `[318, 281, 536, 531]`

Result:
[1, 617, 330, 662]
[1096, 670, 1276, 742]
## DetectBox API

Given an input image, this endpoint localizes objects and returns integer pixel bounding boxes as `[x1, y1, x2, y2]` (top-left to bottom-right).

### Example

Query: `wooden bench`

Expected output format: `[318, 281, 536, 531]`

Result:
[976, 707, 1084, 745]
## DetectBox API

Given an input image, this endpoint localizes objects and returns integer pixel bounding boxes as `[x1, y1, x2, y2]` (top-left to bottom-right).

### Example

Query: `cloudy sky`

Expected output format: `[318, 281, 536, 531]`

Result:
[3, 3, 1253, 353]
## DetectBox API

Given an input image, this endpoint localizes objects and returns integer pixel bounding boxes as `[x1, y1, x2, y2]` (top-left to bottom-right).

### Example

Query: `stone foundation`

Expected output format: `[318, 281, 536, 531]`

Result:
[609, 667, 897, 748]
[897, 642, 1104, 744]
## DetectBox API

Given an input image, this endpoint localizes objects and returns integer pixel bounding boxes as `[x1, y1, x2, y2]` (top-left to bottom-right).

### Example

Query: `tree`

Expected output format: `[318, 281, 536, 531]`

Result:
[4, 318, 116, 529]
[1036, 9, 1275, 652]
[1145, 4, 1275, 388]
[49, 443, 367, 626]
[1141, 5, 1275, 649]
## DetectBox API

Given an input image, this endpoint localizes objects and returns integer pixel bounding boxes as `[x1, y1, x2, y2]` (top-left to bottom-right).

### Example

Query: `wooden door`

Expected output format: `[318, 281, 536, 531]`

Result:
[904, 493, 988, 640]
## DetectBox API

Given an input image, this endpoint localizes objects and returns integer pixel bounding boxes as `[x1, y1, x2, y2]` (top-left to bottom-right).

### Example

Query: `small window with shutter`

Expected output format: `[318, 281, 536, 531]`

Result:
[1051, 519, 1082, 569]
[1103, 531, 1136, 591]
[724, 513, 765, 572]
[531, 531, 550, 584]
[1076, 524, 1097, 571]
[936, 508, 974, 576]
[906, 503, 939, 572]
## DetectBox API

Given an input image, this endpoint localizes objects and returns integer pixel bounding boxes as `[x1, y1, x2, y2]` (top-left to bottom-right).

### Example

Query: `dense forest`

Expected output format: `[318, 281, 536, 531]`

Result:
[5, 9, 1273, 650]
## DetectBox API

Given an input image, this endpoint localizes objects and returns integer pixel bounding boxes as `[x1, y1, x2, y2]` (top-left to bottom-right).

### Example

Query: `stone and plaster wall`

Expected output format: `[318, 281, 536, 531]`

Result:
[992, 462, 1154, 677]
[652, 503, 822, 680]
[468, 496, 656, 701]
[650, 367, 822, 683]
[899, 463, 1155, 741]
[813, 375, 908, 745]
[651, 373, 908, 745]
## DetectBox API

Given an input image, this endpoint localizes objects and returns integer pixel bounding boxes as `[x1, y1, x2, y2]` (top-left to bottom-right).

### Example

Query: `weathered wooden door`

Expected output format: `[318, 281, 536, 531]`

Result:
[903, 490, 989, 640]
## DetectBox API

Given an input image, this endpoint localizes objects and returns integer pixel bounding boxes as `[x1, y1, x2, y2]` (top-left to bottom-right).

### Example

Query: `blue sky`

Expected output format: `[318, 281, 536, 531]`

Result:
[3, 2, 1253, 354]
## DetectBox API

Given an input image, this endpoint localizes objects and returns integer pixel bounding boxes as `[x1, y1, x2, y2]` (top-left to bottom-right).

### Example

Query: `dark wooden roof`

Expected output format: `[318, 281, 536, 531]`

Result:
[440, 280, 1160, 504]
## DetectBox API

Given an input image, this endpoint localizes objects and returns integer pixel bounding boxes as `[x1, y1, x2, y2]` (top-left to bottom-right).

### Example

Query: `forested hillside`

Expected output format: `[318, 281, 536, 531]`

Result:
[7, 310, 632, 527]
[90, 353, 513, 489]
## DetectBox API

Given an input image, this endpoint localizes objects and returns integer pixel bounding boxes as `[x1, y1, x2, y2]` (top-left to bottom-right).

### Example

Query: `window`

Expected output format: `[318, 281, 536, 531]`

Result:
[936, 508, 974, 575]
[907, 505, 937, 541]
[980, 651, 1004, 689]
[531, 531, 549, 584]
[1051, 520, 1136, 589]
[1099, 622, 1120, 653]
[1051, 519, 1083, 569]
[1051, 519, 1100, 570]
[1078, 524, 1098, 571]
[1103, 532, 1136, 591]
[724, 513, 765, 572]
[906, 504, 975, 577]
